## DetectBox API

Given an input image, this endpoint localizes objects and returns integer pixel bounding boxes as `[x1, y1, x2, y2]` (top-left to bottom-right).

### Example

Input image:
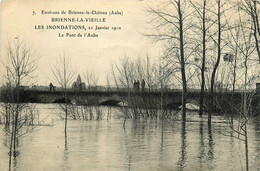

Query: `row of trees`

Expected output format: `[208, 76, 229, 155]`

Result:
[0, 40, 103, 170]
[144, 1, 260, 170]
[146, 0, 259, 122]
[1, 1, 259, 170]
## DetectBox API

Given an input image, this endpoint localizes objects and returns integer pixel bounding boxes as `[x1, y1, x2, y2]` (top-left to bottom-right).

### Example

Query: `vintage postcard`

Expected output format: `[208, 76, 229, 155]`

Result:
[0, 0, 259, 170]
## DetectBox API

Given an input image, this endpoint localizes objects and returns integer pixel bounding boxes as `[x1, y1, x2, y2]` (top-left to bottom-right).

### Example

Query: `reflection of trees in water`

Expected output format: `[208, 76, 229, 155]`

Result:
[254, 121, 260, 169]
[123, 126, 132, 171]
[122, 118, 162, 170]
[208, 125, 214, 161]
[228, 129, 235, 170]
[197, 122, 215, 170]
[62, 135, 70, 171]
[159, 119, 168, 170]
[160, 119, 164, 149]
[1, 102, 40, 170]
[198, 121, 205, 169]
[177, 122, 187, 171]
[130, 118, 146, 146]
[13, 152, 19, 171]
[64, 104, 110, 121]
[5, 131, 20, 171]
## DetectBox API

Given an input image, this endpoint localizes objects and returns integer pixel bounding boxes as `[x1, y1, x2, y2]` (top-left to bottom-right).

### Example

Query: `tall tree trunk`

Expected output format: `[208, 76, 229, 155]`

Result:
[178, 0, 187, 122]
[64, 57, 68, 136]
[13, 103, 19, 156]
[200, 0, 207, 117]
[65, 102, 68, 135]
[13, 80, 21, 156]
[252, 11, 260, 63]
[209, 0, 221, 125]
[8, 120, 14, 171]
[243, 37, 249, 171]
[245, 124, 249, 171]
[231, 46, 238, 128]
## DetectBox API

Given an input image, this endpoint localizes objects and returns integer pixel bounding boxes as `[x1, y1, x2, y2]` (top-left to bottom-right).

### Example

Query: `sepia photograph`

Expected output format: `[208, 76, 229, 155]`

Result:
[0, 0, 259, 170]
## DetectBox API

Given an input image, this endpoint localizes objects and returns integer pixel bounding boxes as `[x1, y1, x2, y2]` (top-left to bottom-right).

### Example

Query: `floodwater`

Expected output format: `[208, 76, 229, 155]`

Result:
[0, 104, 260, 171]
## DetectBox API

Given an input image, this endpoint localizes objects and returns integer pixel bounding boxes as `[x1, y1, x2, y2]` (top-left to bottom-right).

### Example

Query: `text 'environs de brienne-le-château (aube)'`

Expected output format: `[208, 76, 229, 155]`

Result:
[34, 10, 123, 38]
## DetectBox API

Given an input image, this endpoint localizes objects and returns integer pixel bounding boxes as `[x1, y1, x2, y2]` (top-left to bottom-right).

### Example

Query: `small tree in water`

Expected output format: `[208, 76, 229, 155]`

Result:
[214, 11, 260, 170]
[51, 54, 76, 136]
[1, 37, 38, 171]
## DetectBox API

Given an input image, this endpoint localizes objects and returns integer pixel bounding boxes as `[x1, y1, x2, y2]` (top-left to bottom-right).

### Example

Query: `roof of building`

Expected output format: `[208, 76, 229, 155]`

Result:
[77, 74, 82, 83]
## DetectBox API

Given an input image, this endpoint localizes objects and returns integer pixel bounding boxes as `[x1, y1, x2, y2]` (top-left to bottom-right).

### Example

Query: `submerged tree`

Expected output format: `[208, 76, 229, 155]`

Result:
[1, 37, 38, 171]
[190, 0, 208, 117]
[51, 54, 76, 136]
[147, 0, 191, 122]
[208, 0, 223, 124]
[214, 7, 259, 169]
[230, 14, 259, 171]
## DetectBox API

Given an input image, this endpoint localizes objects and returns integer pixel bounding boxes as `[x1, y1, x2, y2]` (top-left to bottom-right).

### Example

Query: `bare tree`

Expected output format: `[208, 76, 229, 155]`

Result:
[51, 54, 76, 135]
[238, 0, 260, 63]
[189, 0, 209, 116]
[207, 0, 232, 124]
[1, 37, 38, 171]
[110, 55, 141, 91]
[147, 0, 192, 122]
[214, 8, 259, 170]
[84, 68, 99, 91]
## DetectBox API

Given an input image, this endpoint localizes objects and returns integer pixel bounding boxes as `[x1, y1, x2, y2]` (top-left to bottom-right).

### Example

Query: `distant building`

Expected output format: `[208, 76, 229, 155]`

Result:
[72, 74, 86, 90]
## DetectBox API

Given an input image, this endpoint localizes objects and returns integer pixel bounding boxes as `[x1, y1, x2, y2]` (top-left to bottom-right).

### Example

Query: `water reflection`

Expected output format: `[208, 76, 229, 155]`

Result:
[0, 104, 260, 170]
[254, 121, 260, 169]
[161, 119, 164, 149]
[198, 120, 205, 170]
[13, 153, 19, 171]
[123, 128, 132, 171]
[177, 122, 187, 171]
[208, 124, 214, 161]
[62, 134, 70, 171]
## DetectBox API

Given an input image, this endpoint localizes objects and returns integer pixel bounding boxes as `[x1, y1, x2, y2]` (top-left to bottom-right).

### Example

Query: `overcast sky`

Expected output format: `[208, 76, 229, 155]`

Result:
[2, 0, 259, 88]
[1, 0, 161, 86]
